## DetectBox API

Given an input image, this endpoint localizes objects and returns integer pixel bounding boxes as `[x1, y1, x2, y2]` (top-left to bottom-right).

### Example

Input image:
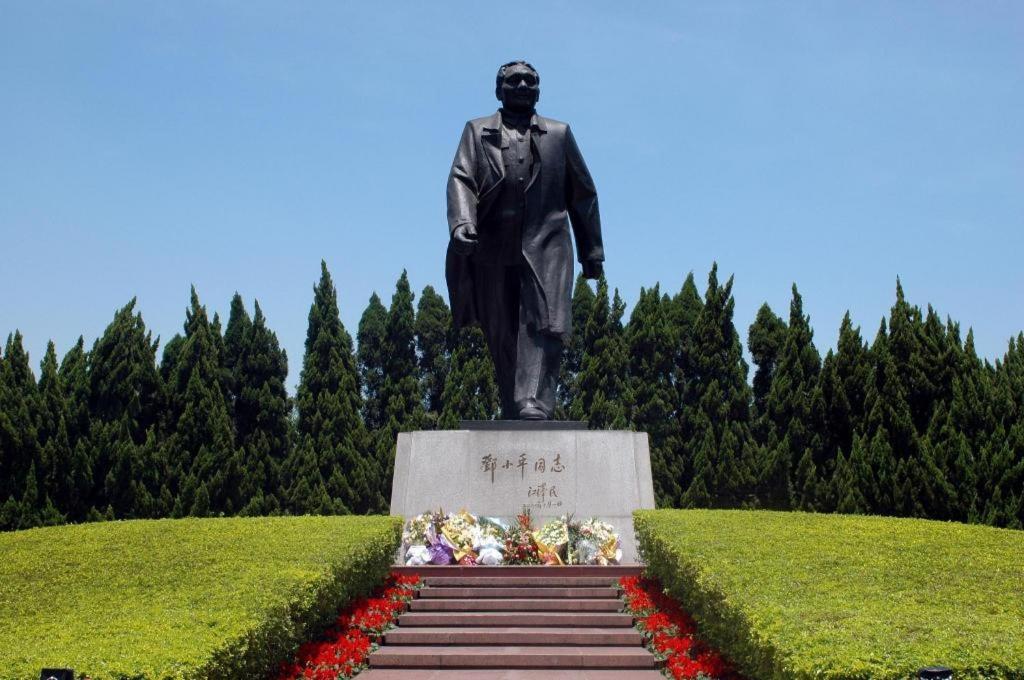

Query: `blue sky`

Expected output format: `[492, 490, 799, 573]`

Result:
[2, 2, 1022, 389]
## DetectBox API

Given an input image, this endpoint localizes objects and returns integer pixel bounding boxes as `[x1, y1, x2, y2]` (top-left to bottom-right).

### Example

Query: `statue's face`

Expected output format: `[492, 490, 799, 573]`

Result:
[498, 63, 539, 113]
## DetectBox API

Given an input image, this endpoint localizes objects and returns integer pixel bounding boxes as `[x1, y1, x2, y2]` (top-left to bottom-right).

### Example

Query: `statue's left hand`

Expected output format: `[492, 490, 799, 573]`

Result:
[582, 260, 603, 280]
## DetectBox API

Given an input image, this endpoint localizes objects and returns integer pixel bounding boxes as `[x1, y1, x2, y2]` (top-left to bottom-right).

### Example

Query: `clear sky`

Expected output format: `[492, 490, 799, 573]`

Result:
[2, 2, 1022, 389]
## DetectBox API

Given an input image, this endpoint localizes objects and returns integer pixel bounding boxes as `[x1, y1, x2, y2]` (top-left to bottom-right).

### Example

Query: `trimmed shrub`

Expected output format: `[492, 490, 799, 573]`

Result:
[0, 515, 402, 679]
[634, 509, 1024, 680]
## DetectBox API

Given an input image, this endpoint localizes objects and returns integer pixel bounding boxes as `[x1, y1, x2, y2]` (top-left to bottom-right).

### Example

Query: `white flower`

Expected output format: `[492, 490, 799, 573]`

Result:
[405, 545, 430, 566]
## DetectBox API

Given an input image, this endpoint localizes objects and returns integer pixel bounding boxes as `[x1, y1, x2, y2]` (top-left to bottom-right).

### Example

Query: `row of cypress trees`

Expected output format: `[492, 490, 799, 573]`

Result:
[1, 261, 1021, 531]
[0, 262, 488, 529]
[619, 270, 1023, 529]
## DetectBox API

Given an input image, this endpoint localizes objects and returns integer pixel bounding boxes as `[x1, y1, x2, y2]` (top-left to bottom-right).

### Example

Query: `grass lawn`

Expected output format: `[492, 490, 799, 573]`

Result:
[0, 515, 401, 680]
[635, 509, 1024, 680]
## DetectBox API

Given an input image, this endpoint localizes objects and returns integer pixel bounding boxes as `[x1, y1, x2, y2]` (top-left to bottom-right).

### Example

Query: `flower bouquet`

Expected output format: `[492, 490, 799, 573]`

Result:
[403, 509, 447, 566]
[533, 516, 570, 565]
[574, 517, 622, 565]
[426, 528, 456, 565]
[503, 509, 541, 565]
[473, 516, 506, 565]
[402, 511, 433, 546]
[441, 509, 482, 565]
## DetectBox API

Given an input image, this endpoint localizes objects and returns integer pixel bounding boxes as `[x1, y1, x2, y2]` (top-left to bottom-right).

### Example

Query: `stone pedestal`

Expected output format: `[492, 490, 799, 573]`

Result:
[389, 425, 655, 563]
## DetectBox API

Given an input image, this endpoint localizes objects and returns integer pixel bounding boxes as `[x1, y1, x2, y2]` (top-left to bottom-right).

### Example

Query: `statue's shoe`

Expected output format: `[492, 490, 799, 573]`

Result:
[518, 405, 548, 420]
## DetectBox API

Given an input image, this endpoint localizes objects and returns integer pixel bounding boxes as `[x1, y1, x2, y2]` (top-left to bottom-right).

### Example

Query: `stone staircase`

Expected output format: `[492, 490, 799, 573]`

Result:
[361, 565, 662, 680]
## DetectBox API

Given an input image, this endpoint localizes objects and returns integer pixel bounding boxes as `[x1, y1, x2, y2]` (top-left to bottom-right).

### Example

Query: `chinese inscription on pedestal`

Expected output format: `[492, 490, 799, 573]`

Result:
[481, 453, 566, 509]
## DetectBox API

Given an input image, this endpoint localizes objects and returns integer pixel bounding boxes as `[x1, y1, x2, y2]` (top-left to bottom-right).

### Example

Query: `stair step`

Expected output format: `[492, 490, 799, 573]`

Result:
[398, 612, 634, 627]
[420, 587, 618, 599]
[385, 626, 643, 646]
[371, 568, 656, 674]
[410, 599, 622, 612]
[423, 576, 622, 588]
[360, 670, 665, 679]
[369, 645, 658, 669]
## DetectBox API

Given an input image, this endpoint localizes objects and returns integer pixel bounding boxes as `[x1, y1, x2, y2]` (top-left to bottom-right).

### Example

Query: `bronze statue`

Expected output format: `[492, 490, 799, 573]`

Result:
[446, 61, 604, 420]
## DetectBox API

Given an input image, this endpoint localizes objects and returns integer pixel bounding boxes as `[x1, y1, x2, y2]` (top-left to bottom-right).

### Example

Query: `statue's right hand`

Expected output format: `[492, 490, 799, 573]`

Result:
[452, 224, 479, 254]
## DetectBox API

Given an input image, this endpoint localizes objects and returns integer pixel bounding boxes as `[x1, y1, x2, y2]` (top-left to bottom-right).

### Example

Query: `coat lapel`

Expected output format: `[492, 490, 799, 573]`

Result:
[480, 112, 504, 198]
[525, 113, 547, 192]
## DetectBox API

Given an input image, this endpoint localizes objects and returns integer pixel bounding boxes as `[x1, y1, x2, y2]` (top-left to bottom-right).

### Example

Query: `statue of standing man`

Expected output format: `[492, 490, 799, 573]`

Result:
[446, 61, 605, 420]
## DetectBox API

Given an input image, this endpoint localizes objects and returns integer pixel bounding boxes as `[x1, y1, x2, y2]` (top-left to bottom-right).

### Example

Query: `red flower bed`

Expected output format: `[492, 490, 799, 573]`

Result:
[619, 576, 744, 680]
[276, 572, 422, 680]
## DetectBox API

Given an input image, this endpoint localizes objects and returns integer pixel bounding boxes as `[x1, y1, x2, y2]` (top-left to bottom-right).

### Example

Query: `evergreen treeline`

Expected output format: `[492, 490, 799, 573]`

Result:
[2, 263, 1022, 531]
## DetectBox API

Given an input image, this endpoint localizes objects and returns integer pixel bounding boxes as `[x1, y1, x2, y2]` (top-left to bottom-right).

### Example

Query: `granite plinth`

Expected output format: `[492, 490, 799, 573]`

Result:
[459, 420, 588, 430]
[389, 429, 655, 563]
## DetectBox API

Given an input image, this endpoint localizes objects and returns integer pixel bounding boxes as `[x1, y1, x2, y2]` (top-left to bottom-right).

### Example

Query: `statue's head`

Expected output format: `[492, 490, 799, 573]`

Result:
[495, 60, 540, 114]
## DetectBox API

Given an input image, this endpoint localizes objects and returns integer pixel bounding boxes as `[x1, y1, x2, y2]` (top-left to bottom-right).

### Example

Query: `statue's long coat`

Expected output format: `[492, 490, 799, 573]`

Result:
[446, 111, 603, 339]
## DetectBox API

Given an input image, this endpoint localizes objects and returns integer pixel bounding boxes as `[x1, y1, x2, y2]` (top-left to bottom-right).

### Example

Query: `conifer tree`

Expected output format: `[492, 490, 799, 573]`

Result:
[670, 273, 704, 372]
[0, 343, 9, 528]
[223, 292, 253, 416]
[37, 343, 64, 450]
[747, 303, 787, 506]
[793, 445, 820, 510]
[918, 305, 957, 420]
[627, 285, 683, 506]
[668, 272, 704, 490]
[558, 274, 595, 417]
[103, 417, 160, 519]
[415, 285, 452, 428]
[0, 332, 44, 528]
[997, 333, 1024, 423]
[815, 313, 873, 514]
[357, 293, 388, 431]
[860, 319, 918, 515]
[870, 287, 963, 520]
[570, 276, 630, 428]
[210, 312, 231, 407]
[38, 342, 90, 521]
[926, 330, 994, 523]
[58, 337, 91, 454]
[941, 420, 980, 522]
[164, 288, 238, 517]
[760, 285, 823, 510]
[678, 265, 757, 508]
[13, 460, 63, 528]
[159, 334, 185, 386]
[438, 326, 499, 427]
[234, 300, 291, 516]
[376, 271, 425, 494]
[384, 275, 423, 408]
[87, 299, 162, 516]
[680, 426, 716, 508]
[912, 428, 959, 521]
[989, 334, 1024, 526]
[287, 262, 377, 515]
[0, 345, 4, 451]
[913, 316, 967, 521]
[887, 280, 934, 434]
[832, 438, 869, 514]
[748, 303, 787, 429]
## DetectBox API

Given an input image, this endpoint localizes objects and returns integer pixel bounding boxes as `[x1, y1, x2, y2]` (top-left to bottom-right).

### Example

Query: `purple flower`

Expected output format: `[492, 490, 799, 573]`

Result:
[428, 534, 455, 565]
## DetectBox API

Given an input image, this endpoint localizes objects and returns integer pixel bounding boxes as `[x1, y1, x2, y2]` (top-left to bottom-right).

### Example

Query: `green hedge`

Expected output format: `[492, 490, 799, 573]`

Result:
[0, 515, 402, 680]
[634, 509, 1024, 680]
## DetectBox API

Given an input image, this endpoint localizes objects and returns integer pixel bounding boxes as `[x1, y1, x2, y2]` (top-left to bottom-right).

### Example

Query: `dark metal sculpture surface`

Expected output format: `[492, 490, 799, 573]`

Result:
[446, 61, 604, 420]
